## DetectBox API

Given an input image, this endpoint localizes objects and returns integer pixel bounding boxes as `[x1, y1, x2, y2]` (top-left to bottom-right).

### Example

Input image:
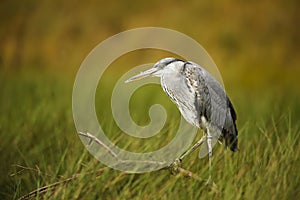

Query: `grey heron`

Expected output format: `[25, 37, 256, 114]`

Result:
[125, 58, 238, 177]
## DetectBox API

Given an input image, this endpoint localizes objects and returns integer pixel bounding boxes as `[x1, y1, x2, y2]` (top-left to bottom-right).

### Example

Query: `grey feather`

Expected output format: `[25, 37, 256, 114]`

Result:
[125, 57, 238, 152]
[160, 59, 238, 151]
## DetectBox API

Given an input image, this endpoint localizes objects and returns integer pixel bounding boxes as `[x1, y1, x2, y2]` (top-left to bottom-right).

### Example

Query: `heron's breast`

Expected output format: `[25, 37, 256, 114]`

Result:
[161, 71, 201, 128]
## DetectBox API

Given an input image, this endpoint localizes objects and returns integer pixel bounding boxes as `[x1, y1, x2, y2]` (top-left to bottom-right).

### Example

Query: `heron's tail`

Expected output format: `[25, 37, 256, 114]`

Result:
[224, 97, 239, 152]
[222, 115, 239, 152]
[228, 123, 239, 152]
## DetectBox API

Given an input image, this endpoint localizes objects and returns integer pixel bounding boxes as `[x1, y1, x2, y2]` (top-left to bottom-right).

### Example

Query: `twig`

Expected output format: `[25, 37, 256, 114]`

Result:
[78, 132, 169, 167]
[78, 132, 203, 178]
[18, 131, 204, 199]
[18, 168, 106, 200]
[177, 167, 203, 181]
[10, 164, 52, 178]
[78, 132, 119, 160]
[18, 175, 77, 200]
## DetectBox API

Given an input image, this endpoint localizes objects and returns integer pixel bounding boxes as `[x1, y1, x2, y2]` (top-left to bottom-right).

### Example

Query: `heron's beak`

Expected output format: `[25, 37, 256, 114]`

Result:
[125, 68, 158, 83]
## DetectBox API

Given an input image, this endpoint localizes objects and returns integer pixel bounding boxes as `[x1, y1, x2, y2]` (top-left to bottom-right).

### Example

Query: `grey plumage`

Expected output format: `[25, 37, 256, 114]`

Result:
[125, 57, 238, 174]
[155, 58, 238, 151]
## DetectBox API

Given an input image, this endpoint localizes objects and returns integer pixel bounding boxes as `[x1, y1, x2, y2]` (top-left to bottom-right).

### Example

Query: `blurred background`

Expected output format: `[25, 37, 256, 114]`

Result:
[1, 0, 299, 133]
[1, 0, 300, 199]
[1, 0, 299, 72]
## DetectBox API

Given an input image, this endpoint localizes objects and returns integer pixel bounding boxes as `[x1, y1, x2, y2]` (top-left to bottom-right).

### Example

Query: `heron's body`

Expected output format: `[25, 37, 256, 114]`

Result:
[126, 57, 238, 177]
[159, 59, 238, 151]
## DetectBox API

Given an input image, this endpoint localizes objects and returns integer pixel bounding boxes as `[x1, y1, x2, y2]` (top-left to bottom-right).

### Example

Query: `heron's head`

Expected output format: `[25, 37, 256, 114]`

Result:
[125, 57, 183, 83]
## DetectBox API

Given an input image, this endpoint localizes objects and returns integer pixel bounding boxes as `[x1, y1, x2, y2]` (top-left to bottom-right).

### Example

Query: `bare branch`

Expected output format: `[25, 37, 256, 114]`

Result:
[78, 132, 119, 160]
[18, 168, 106, 200]
[18, 131, 203, 199]
[10, 164, 52, 178]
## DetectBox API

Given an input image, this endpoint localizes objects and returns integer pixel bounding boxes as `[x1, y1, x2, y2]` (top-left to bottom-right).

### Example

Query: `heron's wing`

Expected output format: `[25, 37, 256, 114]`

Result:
[182, 62, 226, 157]
[189, 62, 238, 152]
[188, 62, 232, 129]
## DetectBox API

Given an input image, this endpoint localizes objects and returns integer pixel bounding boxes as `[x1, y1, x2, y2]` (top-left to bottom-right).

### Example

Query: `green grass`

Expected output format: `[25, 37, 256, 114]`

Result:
[1, 70, 300, 200]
